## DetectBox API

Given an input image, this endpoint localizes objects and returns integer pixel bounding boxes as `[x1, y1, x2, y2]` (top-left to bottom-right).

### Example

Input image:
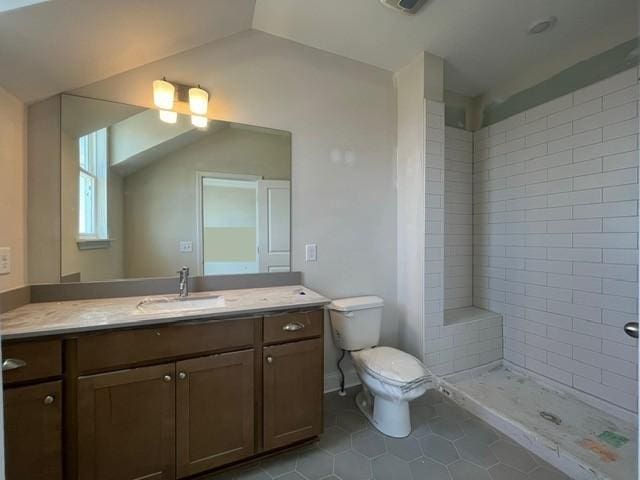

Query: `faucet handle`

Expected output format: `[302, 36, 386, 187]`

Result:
[177, 266, 189, 275]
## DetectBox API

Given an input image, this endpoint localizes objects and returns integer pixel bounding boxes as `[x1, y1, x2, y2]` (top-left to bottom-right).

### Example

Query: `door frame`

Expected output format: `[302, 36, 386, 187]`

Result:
[194, 171, 262, 276]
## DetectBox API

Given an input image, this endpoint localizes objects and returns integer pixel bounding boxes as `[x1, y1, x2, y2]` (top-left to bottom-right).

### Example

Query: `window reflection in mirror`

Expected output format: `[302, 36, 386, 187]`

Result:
[60, 95, 291, 283]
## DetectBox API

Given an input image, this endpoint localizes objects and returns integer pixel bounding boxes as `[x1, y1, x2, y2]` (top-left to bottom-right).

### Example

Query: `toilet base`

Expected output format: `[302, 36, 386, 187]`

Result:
[355, 389, 411, 438]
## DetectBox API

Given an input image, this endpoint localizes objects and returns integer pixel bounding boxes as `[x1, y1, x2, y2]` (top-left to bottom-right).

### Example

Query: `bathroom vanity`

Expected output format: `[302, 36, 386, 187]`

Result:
[0, 286, 329, 480]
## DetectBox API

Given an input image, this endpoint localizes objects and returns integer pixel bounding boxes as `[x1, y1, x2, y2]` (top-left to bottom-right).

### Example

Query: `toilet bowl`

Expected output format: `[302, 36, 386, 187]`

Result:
[327, 296, 432, 438]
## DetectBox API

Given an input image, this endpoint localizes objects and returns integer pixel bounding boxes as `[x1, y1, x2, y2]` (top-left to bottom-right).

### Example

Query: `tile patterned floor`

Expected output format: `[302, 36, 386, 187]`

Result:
[204, 387, 571, 480]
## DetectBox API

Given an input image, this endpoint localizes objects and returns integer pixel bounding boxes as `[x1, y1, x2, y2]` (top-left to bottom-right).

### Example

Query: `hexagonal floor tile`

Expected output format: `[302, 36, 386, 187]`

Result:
[490, 440, 537, 473]
[324, 411, 338, 428]
[325, 388, 359, 413]
[408, 457, 451, 480]
[352, 429, 387, 458]
[488, 463, 529, 480]
[528, 466, 571, 480]
[334, 450, 372, 480]
[414, 389, 445, 407]
[336, 410, 369, 433]
[235, 467, 271, 480]
[297, 447, 334, 480]
[460, 418, 499, 445]
[454, 436, 498, 468]
[448, 460, 491, 480]
[419, 434, 459, 465]
[318, 425, 352, 454]
[277, 473, 308, 480]
[434, 402, 471, 422]
[371, 453, 413, 480]
[386, 435, 423, 461]
[261, 450, 298, 478]
[429, 418, 464, 441]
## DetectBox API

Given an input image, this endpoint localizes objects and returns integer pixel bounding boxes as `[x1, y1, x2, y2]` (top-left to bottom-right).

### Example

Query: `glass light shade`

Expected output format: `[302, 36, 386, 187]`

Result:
[188, 87, 209, 115]
[191, 114, 208, 129]
[153, 79, 175, 110]
[159, 109, 177, 124]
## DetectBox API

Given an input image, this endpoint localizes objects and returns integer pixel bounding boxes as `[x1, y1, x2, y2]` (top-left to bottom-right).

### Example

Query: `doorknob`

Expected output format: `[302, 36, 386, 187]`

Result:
[624, 322, 638, 339]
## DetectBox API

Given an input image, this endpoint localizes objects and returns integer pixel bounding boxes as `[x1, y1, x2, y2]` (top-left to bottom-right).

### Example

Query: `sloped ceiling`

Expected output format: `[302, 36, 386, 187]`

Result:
[0, 0, 255, 103]
[0, 0, 637, 103]
[253, 0, 638, 97]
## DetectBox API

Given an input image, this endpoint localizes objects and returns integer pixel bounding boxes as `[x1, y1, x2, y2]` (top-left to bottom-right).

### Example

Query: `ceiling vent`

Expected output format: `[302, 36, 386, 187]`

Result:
[380, 0, 429, 15]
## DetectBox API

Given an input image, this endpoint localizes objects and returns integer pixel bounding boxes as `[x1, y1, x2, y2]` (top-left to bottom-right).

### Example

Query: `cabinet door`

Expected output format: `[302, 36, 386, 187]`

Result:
[176, 350, 254, 478]
[4, 381, 62, 480]
[77, 363, 176, 480]
[263, 338, 323, 450]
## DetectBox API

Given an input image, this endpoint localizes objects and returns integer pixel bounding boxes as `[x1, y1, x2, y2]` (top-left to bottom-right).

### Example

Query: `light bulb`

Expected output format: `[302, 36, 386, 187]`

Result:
[159, 110, 177, 124]
[191, 114, 208, 129]
[188, 87, 209, 115]
[153, 79, 175, 110]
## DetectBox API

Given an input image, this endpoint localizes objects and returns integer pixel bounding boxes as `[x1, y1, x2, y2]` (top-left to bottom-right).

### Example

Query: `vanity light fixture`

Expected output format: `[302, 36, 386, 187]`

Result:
[153, 78, 175, 110]
[188, 87, 209, 115]
[191, 114, 208, 129]
[159, 110, 178, 124]
[153, 78, 210, 125]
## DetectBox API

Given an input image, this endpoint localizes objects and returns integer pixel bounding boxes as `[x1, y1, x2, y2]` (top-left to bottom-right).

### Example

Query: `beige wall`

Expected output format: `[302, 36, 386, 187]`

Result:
[74, 30, 398, 385]
[123, 126, 290, 278]
[60, 131, 125, 281]
[0, 86, 27, 292]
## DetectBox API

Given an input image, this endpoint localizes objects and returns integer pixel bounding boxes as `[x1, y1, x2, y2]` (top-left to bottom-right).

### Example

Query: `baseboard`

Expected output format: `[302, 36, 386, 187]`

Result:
[324, 368, 361, 393]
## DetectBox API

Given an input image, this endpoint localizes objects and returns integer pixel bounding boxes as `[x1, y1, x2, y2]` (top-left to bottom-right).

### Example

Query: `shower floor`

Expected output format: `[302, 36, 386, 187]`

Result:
[438, 362, 637, 480]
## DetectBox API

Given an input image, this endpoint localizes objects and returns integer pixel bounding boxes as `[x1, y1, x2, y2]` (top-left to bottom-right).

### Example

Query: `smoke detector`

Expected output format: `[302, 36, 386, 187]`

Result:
[527, 16, 557, 34]
[380, 0, 429, 15]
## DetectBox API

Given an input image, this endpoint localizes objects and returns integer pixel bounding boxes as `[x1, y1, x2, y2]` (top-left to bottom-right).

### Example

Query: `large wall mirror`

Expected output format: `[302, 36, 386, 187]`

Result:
[60, 95, 291, 282]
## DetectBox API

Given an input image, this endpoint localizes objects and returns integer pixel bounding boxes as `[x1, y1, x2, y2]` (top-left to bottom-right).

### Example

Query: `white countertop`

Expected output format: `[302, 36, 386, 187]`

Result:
[0, 285, 330, 340]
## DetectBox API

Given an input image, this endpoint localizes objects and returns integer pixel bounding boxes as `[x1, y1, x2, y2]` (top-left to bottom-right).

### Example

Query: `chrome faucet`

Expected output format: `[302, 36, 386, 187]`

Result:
[178, 266, 189, 297]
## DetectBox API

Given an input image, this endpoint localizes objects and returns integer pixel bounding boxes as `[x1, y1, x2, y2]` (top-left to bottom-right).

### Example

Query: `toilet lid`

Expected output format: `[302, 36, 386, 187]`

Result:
[351, 346, 427, 385]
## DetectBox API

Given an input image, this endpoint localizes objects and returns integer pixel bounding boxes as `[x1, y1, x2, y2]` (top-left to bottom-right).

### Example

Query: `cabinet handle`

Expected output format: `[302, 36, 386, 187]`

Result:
[163, 375, 172, 383]
[43, 395, 55, 405]
[178, 372, 187, 380]
[282, 322, 305, 332]
[624, 322, 638, 338]
[2, 358, 26, 371]
[266, 355, 273, 364]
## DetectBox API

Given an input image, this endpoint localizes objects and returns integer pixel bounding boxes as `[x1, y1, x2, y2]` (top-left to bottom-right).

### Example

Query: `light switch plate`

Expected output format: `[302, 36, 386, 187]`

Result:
[305, 243, 317, 262]
[179, 241, 193, 253]
[0, 247, 10, 275]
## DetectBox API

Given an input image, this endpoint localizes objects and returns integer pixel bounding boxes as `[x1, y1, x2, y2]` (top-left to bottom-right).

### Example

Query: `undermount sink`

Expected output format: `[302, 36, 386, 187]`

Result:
[136, 294, 226, 314]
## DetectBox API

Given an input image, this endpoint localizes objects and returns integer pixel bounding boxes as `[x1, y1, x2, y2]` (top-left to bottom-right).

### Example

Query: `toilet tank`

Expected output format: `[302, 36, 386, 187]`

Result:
[328, 296, 384, 351]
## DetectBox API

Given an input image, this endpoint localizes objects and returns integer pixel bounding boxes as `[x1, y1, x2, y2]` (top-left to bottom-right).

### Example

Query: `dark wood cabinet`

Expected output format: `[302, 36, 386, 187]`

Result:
[77, 363, 176, 480]
[4, 381, 62, 480]
[3, 307, 325, 480]
[263, 338, 323, 450]
[176, 350, 255, 477]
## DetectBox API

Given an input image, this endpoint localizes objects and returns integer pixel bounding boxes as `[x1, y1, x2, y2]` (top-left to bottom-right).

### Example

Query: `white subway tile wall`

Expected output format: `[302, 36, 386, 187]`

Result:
[444, 126, 474, 309]
[472, 67, 639, 412]
[425, 99, 446, 332]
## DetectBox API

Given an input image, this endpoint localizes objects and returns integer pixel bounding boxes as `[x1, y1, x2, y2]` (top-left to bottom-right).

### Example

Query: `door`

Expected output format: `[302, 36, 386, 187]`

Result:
[77, 364, 176, 480]
[4, 381, 62, 480]
[263, 338, 323, 450]
[176, 350, 255, 478]
[258, 180, 291, 272]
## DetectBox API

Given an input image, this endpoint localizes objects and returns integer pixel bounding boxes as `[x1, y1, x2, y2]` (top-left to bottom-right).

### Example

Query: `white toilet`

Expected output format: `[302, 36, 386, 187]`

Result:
[328, 296, 432, 438]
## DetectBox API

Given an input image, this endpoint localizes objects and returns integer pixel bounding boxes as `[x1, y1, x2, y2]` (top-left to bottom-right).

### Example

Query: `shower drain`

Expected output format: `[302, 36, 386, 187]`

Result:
[539, 411, 562, 425]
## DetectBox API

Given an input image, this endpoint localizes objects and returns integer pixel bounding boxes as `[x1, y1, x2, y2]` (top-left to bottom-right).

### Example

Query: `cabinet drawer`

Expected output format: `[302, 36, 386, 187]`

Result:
[2, 340, 62, 385]
[263, 310, 323, 345]
[76, 317, 255, 373]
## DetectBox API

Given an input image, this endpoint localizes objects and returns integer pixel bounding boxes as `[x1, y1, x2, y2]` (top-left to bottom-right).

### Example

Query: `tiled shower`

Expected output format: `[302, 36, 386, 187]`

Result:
[437, 67, 639, 414]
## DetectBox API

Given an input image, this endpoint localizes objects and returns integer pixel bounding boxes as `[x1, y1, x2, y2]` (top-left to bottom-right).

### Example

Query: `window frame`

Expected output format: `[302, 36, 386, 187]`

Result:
[77, 128, 109, 245]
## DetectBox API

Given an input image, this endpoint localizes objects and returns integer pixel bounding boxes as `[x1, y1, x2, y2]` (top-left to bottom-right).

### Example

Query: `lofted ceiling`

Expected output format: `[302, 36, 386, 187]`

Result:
[0, 0, 637, 103]
[252, 0, 638, 97]
[0, 0, 256, 103]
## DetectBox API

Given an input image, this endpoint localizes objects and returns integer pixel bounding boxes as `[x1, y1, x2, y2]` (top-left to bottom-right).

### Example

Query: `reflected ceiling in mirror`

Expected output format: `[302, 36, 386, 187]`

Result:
[60, 94, 291, 283]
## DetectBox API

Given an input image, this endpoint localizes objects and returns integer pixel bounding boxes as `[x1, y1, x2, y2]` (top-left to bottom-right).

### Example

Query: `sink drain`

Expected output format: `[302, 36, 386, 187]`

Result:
[539, 411, 562, 425]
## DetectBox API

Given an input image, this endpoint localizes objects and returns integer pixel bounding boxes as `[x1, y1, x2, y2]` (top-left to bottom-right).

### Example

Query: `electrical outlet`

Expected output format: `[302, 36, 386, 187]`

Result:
[0, 247, 10, 275]
[305, 243, 317, 262]
[179, 241, 193, 253]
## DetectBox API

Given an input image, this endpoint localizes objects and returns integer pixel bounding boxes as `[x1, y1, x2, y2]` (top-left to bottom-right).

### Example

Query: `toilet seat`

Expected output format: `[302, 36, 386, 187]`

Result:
[351, 346, 431, 391]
